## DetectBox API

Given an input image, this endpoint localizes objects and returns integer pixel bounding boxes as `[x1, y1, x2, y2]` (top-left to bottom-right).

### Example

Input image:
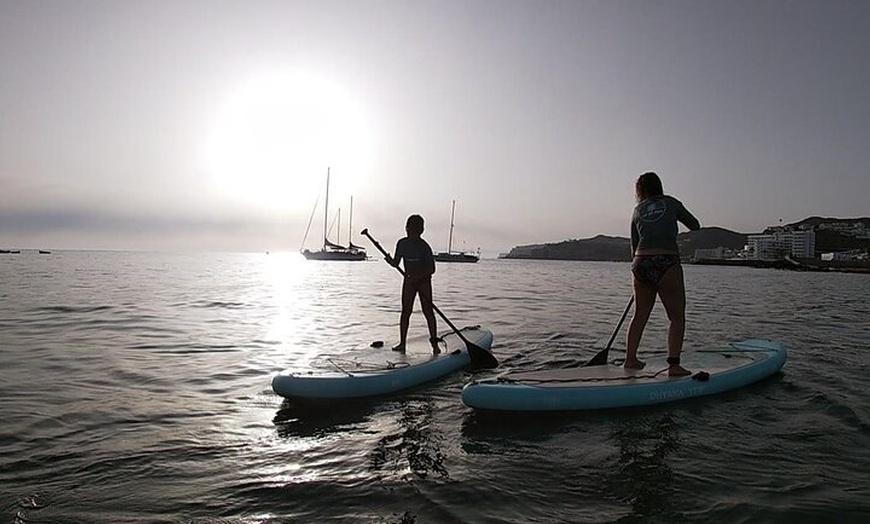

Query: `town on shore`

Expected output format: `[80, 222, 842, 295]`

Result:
[500, 216, 870, 274]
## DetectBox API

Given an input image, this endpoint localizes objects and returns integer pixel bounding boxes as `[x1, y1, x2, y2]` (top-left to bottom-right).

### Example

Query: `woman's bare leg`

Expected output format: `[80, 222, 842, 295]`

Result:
[625, 277, 656, 369]
[657, 264, 691, 376]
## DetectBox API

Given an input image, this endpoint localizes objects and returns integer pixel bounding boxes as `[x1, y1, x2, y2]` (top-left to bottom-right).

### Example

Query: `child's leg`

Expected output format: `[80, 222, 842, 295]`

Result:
[418, 279, 439, 352]
[393, 278, 415, 352]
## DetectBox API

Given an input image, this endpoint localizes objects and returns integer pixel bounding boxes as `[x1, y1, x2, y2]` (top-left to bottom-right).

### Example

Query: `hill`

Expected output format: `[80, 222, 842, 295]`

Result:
[783, 216, 870, 230]
[815, 229, 870, 253]
[503, 227, 745, 261]
[677, 226, 747, 254]
[505, 234, 630, 261]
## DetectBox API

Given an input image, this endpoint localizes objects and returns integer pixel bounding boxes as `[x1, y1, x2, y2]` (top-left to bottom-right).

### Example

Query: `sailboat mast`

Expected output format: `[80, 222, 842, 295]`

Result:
[323, 167, 330, 250]
[447, 199, 456, 253]
[349, 196, 354, 246]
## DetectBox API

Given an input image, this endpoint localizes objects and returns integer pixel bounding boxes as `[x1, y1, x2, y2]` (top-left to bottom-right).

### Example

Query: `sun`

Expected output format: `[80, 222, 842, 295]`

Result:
[201, 70, 374, 212]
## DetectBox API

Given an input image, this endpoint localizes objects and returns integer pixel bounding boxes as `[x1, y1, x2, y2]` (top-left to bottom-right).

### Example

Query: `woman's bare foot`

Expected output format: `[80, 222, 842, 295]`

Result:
[624, 359, 645, 370]
[391, 344, 406, 353]
[668, 364, 691, 377]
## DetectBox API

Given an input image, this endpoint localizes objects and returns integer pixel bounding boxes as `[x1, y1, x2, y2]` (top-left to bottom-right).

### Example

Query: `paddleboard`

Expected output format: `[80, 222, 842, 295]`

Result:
[461, 339, 786, 412]
[272, 326, 494, 400]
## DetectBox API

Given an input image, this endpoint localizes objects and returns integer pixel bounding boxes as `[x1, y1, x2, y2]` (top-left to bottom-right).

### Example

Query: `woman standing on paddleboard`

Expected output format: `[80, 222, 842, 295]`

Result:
[625, 172, 700, 376]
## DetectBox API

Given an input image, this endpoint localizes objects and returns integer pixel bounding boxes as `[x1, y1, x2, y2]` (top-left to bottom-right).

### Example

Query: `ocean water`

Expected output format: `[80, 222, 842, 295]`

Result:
[1, 251, 868, 523]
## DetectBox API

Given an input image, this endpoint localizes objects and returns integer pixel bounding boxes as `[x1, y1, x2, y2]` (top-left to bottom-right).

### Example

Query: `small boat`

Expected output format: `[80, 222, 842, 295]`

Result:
[434, 200, 479, 263]
[301, 168, 366, 261]
[434, 251, 480, 263]
[272, 326, 494, 400]
[39, 250, 51, 254]
[461, 339, 786, 412]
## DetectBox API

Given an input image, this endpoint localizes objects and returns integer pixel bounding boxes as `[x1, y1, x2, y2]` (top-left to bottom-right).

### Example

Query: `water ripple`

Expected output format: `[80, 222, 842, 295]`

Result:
[2, 253, 869, 522]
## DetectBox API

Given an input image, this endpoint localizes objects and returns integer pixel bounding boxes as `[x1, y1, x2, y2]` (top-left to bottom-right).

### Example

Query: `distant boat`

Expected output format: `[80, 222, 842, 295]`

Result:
[301, 168, 367, 261]
[39, 250, 51, 254]
[434, 200, 479, 263]
[0, 249, 20, 254]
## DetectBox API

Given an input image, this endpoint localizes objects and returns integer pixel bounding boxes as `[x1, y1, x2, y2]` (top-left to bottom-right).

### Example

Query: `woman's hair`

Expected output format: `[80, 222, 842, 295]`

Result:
[636, 171, 664, 202]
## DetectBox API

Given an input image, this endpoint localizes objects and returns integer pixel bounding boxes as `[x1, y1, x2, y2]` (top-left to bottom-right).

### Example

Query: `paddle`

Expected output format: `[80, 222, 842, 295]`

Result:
[360, 228, 499, 370]
[583, 295, 634, 367]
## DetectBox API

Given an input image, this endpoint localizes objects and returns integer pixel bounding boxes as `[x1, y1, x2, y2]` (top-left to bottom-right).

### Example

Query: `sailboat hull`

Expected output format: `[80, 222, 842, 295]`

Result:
[302, 249, 367, 261]
[434, 252, 479, 263]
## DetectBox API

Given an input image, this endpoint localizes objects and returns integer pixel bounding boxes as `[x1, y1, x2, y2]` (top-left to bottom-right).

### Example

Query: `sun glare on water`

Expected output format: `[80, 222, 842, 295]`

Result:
[202, 71, 374, 212]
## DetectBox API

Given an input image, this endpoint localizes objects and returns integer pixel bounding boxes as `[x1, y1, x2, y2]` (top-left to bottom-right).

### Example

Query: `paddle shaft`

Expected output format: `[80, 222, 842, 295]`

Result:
[360, 228, 498, 369]
[584, 295, 634, 366]
[605, 295, 634, 350]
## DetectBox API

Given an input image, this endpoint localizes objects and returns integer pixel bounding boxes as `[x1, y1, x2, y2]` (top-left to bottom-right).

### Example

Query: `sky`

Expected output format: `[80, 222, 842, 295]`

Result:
[1, 0, 868, 253]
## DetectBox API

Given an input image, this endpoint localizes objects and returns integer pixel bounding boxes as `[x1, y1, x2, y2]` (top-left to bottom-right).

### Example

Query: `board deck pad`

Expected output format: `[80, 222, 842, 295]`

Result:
[288, 330, 473, 376]
[504, 347, 759, 387]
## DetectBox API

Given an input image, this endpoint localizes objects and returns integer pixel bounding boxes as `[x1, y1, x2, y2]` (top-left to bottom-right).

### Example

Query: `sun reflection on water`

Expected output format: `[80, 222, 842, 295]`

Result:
[259, 252, 324, 372]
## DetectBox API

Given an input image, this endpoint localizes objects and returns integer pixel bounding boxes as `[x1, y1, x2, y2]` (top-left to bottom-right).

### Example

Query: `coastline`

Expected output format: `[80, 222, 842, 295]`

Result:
[692, 257, 870, 274]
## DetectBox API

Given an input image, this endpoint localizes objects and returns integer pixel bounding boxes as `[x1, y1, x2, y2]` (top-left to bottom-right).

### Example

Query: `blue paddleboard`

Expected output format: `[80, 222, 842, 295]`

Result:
[461, 339, 786, 412]
[272, 326, 494, 400]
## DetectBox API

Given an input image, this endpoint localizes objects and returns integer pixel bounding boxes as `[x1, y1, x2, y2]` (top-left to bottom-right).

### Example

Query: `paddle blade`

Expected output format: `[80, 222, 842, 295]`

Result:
[583, 348, 609, 367]
[466, 342, 499, 370]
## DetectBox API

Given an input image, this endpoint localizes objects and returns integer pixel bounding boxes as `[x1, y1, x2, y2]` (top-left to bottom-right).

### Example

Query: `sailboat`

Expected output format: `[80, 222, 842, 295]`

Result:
[434, 200, 480, 263]
[301, 168, 367, 261]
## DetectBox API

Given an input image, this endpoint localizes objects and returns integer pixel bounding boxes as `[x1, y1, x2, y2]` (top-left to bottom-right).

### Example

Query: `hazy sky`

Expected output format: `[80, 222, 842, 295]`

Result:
[1, 0, 867, 252]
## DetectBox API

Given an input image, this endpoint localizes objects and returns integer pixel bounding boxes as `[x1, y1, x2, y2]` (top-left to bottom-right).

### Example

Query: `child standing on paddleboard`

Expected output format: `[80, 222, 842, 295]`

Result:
[387, 214, 440, 354]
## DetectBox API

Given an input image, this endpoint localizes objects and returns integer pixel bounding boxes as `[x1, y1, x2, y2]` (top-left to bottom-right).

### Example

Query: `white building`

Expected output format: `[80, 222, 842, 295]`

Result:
[748, 230, 816, 260]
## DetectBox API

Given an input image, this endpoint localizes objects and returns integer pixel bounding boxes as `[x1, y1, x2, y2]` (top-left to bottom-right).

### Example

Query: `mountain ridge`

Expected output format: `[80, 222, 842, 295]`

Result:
[503, 217, 870, 261]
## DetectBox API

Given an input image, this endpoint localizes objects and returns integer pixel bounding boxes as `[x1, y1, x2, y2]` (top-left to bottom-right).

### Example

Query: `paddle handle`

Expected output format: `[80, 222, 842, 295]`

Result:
[361, 229, 406, 277]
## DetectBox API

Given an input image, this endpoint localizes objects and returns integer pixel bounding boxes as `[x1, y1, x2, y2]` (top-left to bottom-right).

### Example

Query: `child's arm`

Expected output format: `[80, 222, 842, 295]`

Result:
[424, 243, 435, 275]
[388, 240, 403, 267]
